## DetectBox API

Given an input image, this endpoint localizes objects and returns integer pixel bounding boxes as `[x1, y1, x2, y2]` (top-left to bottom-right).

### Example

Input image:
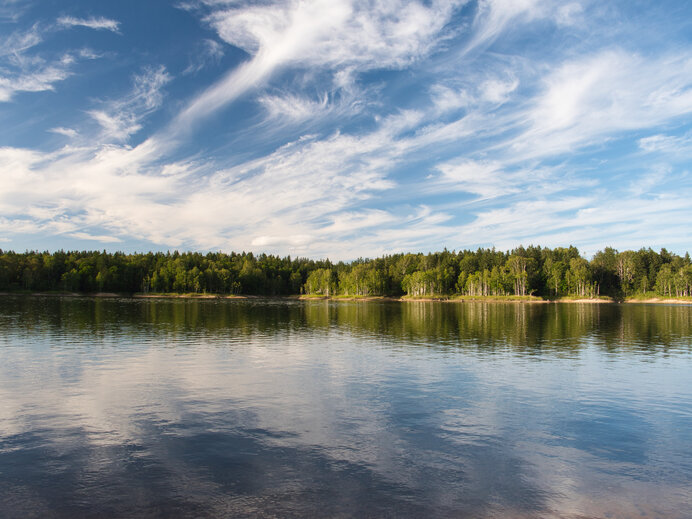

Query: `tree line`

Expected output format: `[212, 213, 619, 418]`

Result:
[0, 246, 690, 299]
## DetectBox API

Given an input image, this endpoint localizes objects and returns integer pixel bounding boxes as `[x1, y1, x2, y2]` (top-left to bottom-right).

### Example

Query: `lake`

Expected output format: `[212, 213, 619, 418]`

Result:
[0, 296, 690, 518]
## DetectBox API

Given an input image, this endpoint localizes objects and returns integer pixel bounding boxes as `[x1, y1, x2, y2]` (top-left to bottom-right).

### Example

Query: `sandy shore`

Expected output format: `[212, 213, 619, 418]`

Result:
[2, 292, 691, 304]
[299, 295, 390, 302]
[132, 293, 243, 299]
[624, 297, 692, 305]
[401, 297, 550, 303]
[555, 298, 612, 304]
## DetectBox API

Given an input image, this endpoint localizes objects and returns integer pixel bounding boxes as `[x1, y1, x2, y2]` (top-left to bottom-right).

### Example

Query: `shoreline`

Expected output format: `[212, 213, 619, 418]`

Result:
[623, 297, 692, 305]
[1, 292, 690, 304]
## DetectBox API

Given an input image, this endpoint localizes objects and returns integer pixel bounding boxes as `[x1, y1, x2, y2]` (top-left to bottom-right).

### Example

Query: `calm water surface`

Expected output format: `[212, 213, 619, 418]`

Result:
[0, 297, 691, 518]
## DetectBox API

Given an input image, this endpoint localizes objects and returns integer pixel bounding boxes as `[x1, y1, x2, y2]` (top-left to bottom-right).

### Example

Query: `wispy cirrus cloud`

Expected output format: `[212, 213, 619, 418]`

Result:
[1, 1, 692, 257]
[68, 232, 122, 243]
[507, 50, 692, 160]
[257, 92, 330, 122]
[48, 127, 78, 138]
[170, 0, 465, 134]
[463, 0, 584, 55]
[0, 108, 413, 255]
[87, 66, 171, 142]
[183, 39, 224, 75]
[0, 24, 42, 57]
[57, 16, 120, 33]
[638, 133, 692, 157]
[0, 57, 73, 101]
[0, 0, 27, 22]
[0, 24, 102, 102]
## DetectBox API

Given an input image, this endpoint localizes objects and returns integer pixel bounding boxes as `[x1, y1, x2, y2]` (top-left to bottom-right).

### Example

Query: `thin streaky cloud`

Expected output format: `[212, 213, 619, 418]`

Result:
[68, 232, 122, 243]
[87, 66, 171, 143]
[0, 61, 73, 102]
[0, 25, 42, 57]
[0, 0, 690, 257]
[48, 127, 78, 138]
[169, 0, 463, 135]
[57, 16, 121, 33]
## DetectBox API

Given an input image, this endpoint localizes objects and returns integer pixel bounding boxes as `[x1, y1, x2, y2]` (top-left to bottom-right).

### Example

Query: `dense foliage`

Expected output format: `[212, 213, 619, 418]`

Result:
[0, 246, 690, 299]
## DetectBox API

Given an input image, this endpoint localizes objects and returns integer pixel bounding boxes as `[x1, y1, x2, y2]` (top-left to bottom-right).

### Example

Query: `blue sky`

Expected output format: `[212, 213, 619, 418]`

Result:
[1, 0, 691, 259]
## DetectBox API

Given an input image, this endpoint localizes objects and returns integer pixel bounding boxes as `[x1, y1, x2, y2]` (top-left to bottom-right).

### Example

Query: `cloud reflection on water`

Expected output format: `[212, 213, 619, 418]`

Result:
[0, 298, 690, 517]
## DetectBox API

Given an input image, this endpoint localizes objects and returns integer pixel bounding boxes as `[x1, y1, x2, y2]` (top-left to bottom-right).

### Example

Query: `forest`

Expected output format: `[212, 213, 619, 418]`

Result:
[0, 246, 690, 300]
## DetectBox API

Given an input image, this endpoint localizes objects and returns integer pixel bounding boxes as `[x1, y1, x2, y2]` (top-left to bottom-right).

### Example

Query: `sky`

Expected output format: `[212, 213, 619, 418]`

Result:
[0, 0, 691, 260]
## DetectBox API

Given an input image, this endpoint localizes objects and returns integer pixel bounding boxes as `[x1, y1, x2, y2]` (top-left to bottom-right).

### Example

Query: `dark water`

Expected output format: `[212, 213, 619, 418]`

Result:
[0, 297, 691, 518]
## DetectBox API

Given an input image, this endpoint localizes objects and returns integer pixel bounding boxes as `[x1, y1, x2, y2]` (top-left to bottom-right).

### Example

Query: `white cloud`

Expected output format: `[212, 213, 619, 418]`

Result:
[258, 92, 329, 121]
[465, 0, 590, 54]
[638, 135, 674, 153]
[430, 75, 518, 114]
[171, 0, 464, 132]
[0, 26, 97, 102]
[447, 194, 692, 255]
[0, 24, 42, 57]
[638, 133, 692, 155]
[0, 0, 28, 22]
[87, 110, 142, 143]
[430, 84, 473, 112]
[628, 165, 670, 197]
[437, 160, 519, 198]
[68, 232, 122, 243]
[183, 39, 224, 75]
[0, 63, 72, 101]
[208, 0, 461, 68]
[77, 48, 102, 60]
[251, 234, 312, 248]
[57, 16, 121, 33]
[318, 209, 397, 236]
[480, 77, 518, 104]
[2, 0, 692, 259]
[507, 50, 692, 160]
[0, 120, 396, 255]
[88, 66, 171, 142]
[48, 127, 79, 138]
[131, 66, 171, 110]
[465, 0, 550, 54]
[555, 2, 583, 26]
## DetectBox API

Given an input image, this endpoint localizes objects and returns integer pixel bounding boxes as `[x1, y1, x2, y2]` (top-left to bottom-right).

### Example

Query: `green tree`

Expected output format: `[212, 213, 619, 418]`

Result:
[305, 268, 334, 295]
